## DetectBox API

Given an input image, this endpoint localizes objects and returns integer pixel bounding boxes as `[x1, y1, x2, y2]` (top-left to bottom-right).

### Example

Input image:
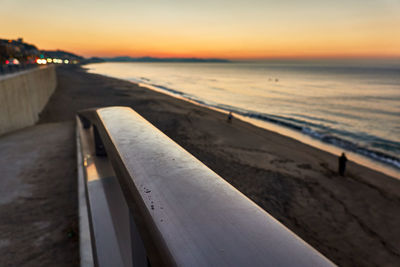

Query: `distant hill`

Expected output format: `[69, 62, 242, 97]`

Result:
[41, 50, 84, 60]
[86, 57, 106, 63]
[0, 38, 40, 63]
[0, 38, 86, 64]
[102, 56, 230, 63]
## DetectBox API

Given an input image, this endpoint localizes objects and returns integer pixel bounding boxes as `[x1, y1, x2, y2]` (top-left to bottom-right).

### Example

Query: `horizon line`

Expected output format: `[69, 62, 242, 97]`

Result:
[89, 54, 400, 61]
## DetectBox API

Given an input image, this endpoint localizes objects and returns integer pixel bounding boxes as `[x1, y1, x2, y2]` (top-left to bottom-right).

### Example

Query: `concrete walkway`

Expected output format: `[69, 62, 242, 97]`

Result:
[0, 122, 78, 266]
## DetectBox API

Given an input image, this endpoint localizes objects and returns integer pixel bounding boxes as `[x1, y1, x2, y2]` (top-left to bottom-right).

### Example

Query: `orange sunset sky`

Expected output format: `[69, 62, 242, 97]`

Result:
[1, 0, 400, 59]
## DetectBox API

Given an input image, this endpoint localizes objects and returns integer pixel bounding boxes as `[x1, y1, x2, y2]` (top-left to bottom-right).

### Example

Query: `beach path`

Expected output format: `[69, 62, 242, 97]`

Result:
[0, 121, 78, 266]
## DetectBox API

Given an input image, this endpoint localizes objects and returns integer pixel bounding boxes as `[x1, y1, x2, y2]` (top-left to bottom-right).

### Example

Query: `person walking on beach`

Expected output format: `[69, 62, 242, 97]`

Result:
[338, 152, 347, 176]
[227, 111, 233, 123]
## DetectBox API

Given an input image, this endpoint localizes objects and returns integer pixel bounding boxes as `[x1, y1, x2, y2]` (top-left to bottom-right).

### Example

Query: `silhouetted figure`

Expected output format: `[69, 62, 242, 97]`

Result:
[338, 153, 347, 176]
[227, 112, 233, 123]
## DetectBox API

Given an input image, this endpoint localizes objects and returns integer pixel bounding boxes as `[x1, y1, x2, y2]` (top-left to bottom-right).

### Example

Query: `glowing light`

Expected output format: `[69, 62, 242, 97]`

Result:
[47, 58, 52, 63]
[36, 59, 47, 64]
[64, 59, 69, 64]
[5, 60, 10, 64]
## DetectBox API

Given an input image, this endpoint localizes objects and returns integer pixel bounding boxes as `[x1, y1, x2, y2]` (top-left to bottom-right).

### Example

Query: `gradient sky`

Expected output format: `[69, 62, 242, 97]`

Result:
[1, 0, 400, 59]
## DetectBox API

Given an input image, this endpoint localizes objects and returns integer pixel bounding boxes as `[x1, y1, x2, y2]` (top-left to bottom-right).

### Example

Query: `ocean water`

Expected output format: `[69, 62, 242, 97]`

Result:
[86, 60, 400, 171]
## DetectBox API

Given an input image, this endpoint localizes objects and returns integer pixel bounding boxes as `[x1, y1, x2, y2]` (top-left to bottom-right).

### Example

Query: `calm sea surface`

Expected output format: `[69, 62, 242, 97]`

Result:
[87, 60, 400, 171]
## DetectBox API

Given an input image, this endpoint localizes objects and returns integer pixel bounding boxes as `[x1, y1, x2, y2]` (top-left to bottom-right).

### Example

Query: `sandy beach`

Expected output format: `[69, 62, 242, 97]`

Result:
[36, 65, 400, 266]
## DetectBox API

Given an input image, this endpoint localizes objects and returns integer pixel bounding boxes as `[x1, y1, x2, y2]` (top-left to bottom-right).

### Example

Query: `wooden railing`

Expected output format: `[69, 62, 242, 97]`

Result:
[76, 106, 334, 267]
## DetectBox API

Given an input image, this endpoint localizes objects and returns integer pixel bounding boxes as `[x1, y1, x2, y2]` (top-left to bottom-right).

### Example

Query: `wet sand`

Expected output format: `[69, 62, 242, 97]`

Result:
[40, 65, 400, 266]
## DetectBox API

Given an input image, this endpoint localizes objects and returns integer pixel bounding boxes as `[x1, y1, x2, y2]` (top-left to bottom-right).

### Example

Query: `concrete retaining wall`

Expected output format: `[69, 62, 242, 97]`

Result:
[0, 66, 57, 135]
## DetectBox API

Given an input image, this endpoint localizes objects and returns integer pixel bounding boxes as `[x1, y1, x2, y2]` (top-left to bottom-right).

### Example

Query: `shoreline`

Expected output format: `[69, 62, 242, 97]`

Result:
[84, 64, 400, 179]
[136, 81, 400, 180]
[40, 65, 400, 266]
